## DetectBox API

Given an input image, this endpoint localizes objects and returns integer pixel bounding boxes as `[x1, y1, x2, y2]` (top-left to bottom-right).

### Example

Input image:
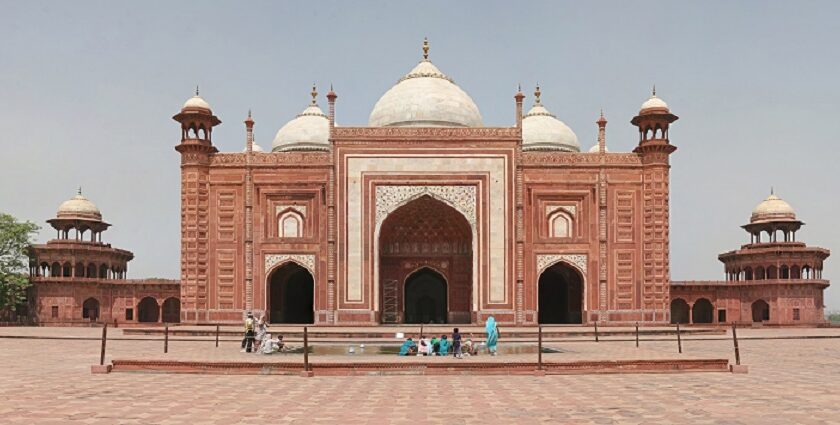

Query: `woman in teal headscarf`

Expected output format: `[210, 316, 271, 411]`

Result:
[398, 338, 416, 356]
[438, 335, 450, 356]
[485, 316, 499, 355]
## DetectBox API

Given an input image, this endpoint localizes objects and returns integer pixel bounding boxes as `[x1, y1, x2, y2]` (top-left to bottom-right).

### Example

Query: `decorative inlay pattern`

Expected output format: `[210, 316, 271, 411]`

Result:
[375, 185, 476, 229]
[537, 254, 588, 275]
[276, 205, 307, 217]
[521, 152, 642, 166]
[546, 205, 576, 217]
[334, 126, 520, 141]
[264, 254, 316, 275]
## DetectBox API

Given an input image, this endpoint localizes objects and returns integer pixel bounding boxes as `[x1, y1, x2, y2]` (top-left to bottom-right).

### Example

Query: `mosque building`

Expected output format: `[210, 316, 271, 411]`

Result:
[25, 40, 830, 326]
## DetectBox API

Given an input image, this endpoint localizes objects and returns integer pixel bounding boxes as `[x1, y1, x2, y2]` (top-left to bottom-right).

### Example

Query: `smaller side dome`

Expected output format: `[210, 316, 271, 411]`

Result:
[521, 86, 579, 152]
[588, 144, 608, 153]
[181, 87, 211, 112]
[57, 191, 102, 221]
[639, 87, 669, 114]
[751, 193, 796, 223]
[242, 143, 264, 153]
[272, 87, 330, 152]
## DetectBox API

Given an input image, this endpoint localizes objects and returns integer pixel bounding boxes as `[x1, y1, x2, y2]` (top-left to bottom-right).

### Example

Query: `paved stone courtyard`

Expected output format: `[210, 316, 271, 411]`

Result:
[1, 327, 839, 424]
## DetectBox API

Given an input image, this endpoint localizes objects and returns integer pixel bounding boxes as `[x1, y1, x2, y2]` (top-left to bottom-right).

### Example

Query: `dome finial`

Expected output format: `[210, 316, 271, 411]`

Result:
[534, 84, 542, 105]
[652, 84, 656, 96]
[77, 186, 82, 196]
[195, 85, 200, 96]
[771, 186, 774, 195]
[422, 37, 429, 60]
[310, 83, 318, 105]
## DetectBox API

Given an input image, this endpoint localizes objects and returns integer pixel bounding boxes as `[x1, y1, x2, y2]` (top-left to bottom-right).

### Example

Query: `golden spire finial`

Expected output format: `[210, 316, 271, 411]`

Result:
[600, 108, 604, 119]
[422, 37, 429, 60]
[77, 186, 82, 196]
[310, 83, 318, 105]
[652, 84, 656, 96]
[195, 85, 199, 96]
[771, 186, 774, 195]
[534, 83, 542, 105]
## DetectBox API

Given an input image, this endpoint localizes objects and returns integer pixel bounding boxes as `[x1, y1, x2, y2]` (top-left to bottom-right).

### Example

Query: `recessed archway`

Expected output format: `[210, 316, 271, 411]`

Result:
[162, 297, 180, 323]
[538, 262, 583, 324]
[82, 297, 100, 321]
[137, 297, 159, 323]
[268, 262, 314, 324]
[692, 298, 714, 324]
[379, 195, 472, 324]
[670, 298, 689, 324]
[404, 268, 447, 324]
[752, 299, 770, 322]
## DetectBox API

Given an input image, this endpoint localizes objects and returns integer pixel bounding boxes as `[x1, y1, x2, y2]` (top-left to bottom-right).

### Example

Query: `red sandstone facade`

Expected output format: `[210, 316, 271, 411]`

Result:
[28, 192, 180, 325]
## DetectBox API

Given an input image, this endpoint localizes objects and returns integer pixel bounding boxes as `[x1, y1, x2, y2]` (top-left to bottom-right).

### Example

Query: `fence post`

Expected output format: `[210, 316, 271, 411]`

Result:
[215, 324, 220, 348]
[635, 322, 639, 348]
[676, 322, 682, 354]
[594, 322, 599, 342]
[732, 322, 740, 365]
[164, 325, 169, 353]
[420, 323, 424, 339]
[99, 322, 108, 365]
[301, 326, 313, 377]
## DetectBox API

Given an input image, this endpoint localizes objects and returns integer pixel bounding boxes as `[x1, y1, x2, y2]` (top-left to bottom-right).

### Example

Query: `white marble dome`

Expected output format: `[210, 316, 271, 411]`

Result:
[57, 192, 102, 221]
[272, 103, 330, 152]
[522, 101, 579, 152]
[242, 143, 264, 153]
[369, 59, 483, 127]
[751, 193, 796, 223]
[182, 94, 211, 111]
[588, 144, 608, 153]
[640, 94, 669, 114]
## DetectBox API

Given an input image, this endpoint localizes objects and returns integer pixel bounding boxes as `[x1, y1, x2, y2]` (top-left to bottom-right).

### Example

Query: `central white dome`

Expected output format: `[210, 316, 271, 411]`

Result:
[369, 59, 483, 127]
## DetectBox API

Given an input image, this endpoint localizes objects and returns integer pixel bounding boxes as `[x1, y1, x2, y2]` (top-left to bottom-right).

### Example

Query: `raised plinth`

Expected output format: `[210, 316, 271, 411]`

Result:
[109, 358, 730, 376]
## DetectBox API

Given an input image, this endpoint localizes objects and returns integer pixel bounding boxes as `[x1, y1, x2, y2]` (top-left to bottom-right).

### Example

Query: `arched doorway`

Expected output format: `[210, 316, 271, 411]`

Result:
[670, 298, 689, 324]
[404, 268, 447, 324]
[137, 297, 159, 322]
[162, 298, 180, 323]
[82, 297, 100, 321]
[692, 298, 714, 324]
[268, 262, 314, 324]
[379, 195, 472, 324]
[538, 262, 583, 324]
[752, 299, 770, 322]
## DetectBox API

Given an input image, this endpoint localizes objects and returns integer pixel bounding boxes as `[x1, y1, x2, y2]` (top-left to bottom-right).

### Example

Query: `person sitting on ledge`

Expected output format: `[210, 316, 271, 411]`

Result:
[398, 337, 417, 356]
[438, 335, 450, 356]
[431, 336, 440, 355]
[417, 335, 429, 356]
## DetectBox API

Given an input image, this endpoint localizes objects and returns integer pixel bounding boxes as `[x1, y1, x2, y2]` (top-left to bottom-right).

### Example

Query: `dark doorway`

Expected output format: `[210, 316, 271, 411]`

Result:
[268, 262, 314, 324]
[752, 299, 770, 322]
[137, 297, 159, 322]
[162, 297, 180, 323]
[538, 262, 583, 324]
[82, 297, 100, 321]
[670, 298, 690, 324]
[692, 298, 714, 324]
[404, 268, 447, 324]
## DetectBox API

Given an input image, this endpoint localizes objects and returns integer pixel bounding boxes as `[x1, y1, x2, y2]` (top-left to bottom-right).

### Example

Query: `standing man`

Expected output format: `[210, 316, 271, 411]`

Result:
[240, 311, 256, 353]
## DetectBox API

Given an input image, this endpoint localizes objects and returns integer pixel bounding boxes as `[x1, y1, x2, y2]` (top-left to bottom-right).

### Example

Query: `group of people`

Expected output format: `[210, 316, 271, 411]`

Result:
[240, 312, 285, 354]
[398, 316, 501, 357]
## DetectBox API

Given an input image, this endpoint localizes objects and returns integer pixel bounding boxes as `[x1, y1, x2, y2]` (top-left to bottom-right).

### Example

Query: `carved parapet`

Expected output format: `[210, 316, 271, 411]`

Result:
[333, 126, 520, 142]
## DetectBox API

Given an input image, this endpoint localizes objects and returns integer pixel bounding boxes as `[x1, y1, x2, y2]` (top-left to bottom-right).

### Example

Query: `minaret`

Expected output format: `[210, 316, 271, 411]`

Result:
[244, 110, 255, 313]
[326, 84, 338, 323]
[597, 110, 607, 154]
[514, 84, 526, 324]
[631, 87, 678, 322]
[173, 88, 220, 322]
[514, 84, 524, 129]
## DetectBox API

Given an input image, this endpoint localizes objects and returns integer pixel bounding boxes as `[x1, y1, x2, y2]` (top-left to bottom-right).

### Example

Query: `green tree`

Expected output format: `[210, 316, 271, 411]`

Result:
[0, 213, 40, 311]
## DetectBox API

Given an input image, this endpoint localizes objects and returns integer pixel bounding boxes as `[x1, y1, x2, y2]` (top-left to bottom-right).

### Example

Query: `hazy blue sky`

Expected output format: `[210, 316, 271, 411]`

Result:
[2, 1, 838, 308]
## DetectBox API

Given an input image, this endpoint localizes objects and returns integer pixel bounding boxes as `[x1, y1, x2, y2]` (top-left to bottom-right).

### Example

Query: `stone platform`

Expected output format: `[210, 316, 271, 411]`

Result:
[110, 357, 729, 376]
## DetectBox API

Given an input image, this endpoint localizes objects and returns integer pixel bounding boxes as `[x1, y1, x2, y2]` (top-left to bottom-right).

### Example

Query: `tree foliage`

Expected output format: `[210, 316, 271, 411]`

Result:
[0, 213, 40, 311]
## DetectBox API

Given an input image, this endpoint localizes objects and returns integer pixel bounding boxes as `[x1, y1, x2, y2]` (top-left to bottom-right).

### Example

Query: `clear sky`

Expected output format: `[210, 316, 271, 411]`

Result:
[2, 1, 838, 309]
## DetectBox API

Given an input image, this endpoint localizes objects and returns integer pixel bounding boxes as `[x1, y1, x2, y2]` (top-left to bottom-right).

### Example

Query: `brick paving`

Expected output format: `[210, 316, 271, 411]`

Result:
[1, 327, 839, 424]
